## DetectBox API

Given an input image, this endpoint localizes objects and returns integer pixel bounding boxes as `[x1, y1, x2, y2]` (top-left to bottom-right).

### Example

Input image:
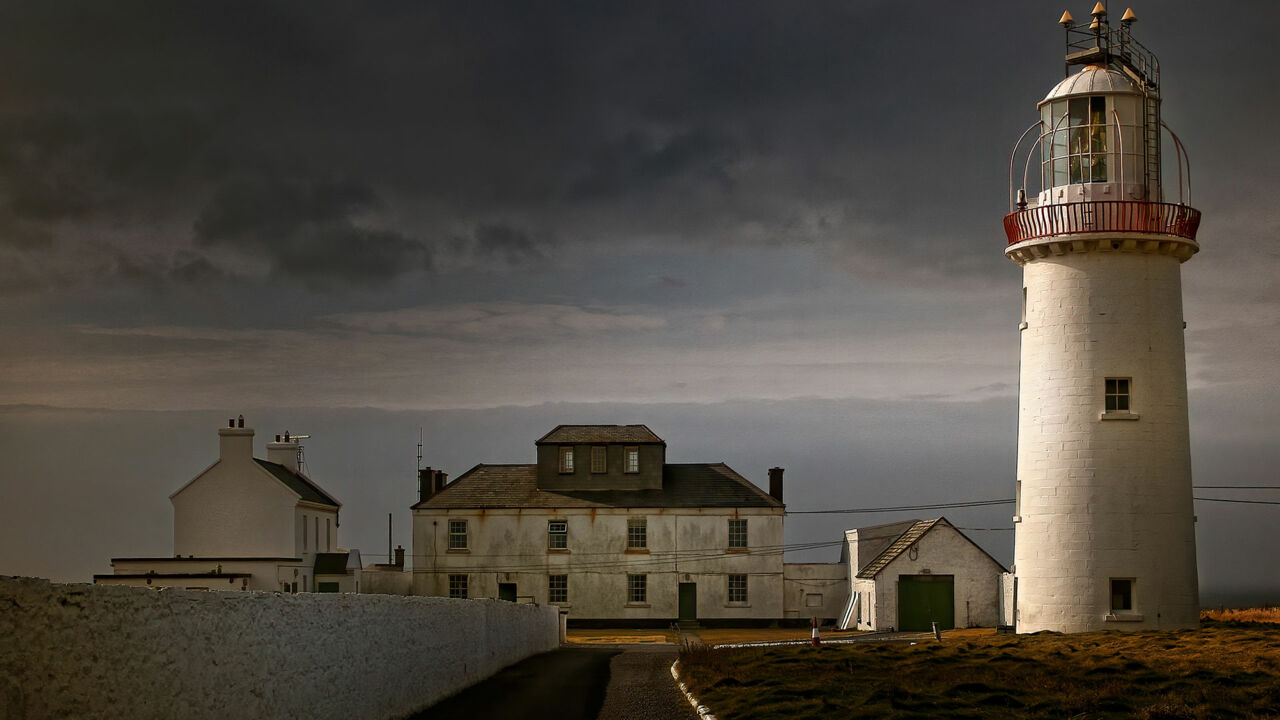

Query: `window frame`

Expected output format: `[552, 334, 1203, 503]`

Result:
[1105, 377, 1131, 413]
[590, 445, 607, 474]
[727, 573, 748, 604]
[624, 446, 640, 474]
[627, 573, 647, 604]
[448, 573, 468, 599]
[547, 520, 568, 550]
[548, 574, 568, 604]
[559, 446, 575, 473]
[627, 517, 647, 550]
[448, 519, 469, 550]
[728, 518, 748, 549]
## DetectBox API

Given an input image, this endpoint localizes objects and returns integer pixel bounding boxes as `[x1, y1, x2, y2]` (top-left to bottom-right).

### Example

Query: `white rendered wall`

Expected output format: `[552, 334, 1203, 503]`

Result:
[100, 558, 305, 592]
[0, 576, 559, 720]
[1014, 248, 1199, 632]
[412, 507, 784, 620]
[865, 524, 1004, 631]
[782, 563, 848, 621]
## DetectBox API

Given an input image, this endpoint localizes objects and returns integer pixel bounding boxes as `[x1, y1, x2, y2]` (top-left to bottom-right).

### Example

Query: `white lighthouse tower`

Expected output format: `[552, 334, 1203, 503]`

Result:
[1004, 5, 1201, 633]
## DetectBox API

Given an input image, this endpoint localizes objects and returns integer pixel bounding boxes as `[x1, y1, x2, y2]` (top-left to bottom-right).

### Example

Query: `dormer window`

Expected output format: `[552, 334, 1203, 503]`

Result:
[624, 447, 639, 474]
[590, 446, 607, 473]
[558, 446, 574, 473]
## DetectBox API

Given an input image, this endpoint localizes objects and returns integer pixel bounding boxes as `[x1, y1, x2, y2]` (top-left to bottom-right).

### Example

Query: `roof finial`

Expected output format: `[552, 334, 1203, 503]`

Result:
[1121, 7, 1137, 24]
[1059, 10, 1074, 27]
[1091, 2, 1108, 17]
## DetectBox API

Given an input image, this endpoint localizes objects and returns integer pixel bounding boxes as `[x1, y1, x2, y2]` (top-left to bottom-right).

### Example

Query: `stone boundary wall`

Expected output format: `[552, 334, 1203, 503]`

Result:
[0, 576, 559, 720]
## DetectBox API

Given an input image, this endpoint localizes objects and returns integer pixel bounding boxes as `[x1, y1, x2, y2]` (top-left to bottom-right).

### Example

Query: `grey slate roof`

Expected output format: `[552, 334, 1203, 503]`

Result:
[856, 518, 943, 578]
[313, 553, 352, 574]
[536, 425, 665, 445]
[254, 459, 340, 508]
[413, 463, 781, 509]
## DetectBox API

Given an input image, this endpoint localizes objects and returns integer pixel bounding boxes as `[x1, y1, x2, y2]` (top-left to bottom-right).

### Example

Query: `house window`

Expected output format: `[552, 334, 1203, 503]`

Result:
[624, 447, 639, 473]
[728, 519, 748, 548]
[314, 516, 319, 550]
[1111, 578, 1134, 612]
[548, 520, 568, 550]
[559, 446, 575, 473]
[549, 574, 568, 604]
[326, 518, 331, 551]
[627, 517, 647, 549]
[627, 574, 647, 604]
[1105, 378, 1131, 413]
[591, 446, 607, 473]
[449, 574, 468, 599]
[302, 514, 307, 550]
[805, 593, 823, 608]
[728, 574, 748, 603]
[448, 519, 468, 550]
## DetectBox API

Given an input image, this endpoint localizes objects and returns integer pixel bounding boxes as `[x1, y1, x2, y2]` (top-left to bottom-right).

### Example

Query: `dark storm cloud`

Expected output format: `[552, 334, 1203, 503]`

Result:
[194, 176, 430, 289]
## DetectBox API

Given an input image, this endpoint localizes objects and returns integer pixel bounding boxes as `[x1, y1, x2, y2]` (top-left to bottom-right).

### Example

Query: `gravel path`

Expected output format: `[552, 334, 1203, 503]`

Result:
[595, 645, 698, 720]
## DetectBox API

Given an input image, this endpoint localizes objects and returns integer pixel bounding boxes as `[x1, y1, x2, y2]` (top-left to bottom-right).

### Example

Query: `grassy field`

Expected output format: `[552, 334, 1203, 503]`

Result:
[1203, 606, 1280, 624]
[677, 622, 1280, 719]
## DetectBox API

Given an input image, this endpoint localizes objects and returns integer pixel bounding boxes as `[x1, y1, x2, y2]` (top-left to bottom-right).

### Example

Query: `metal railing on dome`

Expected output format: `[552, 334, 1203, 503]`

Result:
[1003, 201, 1200, 246]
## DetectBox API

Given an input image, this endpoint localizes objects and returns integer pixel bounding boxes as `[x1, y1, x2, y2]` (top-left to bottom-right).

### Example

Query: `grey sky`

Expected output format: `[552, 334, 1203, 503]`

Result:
[0, 1, 1276, 602]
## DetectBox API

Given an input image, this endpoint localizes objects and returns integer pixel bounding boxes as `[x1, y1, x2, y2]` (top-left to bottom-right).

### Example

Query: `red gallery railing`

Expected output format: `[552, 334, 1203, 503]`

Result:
[1004, 201, 1201, 246]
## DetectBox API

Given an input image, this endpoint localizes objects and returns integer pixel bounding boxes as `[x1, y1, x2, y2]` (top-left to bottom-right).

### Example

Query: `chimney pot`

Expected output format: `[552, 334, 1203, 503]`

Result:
[435, 471, 448, 494]
[768, 467, 785, 503]
[228, 418, 235, 428]
[394, 545, 405, 567]
[237, 415, 244, 428]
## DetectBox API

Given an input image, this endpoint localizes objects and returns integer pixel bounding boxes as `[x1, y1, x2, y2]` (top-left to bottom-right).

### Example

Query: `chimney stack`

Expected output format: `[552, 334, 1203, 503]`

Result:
[266, 433, 301, 473]
[434, 470, 448, 494]
[768, 467, 785, 503]
[394, 545, 405, 567]
[218, 417, 254, 463]
[419, 467, 433, 503]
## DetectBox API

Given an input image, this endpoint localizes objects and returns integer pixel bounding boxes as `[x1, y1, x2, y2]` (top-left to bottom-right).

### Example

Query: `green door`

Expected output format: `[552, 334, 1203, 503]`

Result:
[498, 583, 517, 602]
[898, 575, 954, 631]
[678, 583, 697, 621]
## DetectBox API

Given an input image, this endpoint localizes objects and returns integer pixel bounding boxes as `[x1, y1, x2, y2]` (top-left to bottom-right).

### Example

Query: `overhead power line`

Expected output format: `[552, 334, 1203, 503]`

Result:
[786, 498, 1013, 515]
[1193, 485, 1280, 490]
[1194, 497, 1280, 506]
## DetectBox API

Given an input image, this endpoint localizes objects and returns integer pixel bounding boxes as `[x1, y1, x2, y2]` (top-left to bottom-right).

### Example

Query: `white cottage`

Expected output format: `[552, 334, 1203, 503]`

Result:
[842, 518, 1006, 632]
[95, 417, 358, 593]
[412, 425, 786, 625]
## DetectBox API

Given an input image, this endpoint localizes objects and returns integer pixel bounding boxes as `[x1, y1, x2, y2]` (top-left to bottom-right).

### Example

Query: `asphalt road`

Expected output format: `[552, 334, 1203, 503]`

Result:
[413, 645, 698, 720]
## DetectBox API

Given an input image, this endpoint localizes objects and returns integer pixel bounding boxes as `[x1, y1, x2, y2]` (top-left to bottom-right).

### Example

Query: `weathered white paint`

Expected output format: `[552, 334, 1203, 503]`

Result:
[1012, 249, 1199, 632]
[413, 507, 784, 620]
[782, 563, 847, 621]
[846, 522, 1004, 631]
[0, 576, 559, 720]
[97, 558, 302, 592]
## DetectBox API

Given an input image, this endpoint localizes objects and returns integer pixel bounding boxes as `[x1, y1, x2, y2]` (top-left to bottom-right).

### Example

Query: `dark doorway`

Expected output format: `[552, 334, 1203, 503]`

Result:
[678, 582, 697, 622]
[317, 582, 339, 593]
[498, 582, 517, 602]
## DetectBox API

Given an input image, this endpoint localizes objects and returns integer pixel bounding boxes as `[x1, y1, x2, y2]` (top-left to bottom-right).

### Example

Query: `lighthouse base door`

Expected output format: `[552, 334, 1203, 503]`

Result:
[897, 575, 955, 631]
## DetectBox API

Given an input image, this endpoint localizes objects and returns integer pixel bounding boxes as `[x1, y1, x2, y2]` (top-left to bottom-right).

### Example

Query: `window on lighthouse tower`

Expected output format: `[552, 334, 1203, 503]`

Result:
[1043, 96, 1109, 187]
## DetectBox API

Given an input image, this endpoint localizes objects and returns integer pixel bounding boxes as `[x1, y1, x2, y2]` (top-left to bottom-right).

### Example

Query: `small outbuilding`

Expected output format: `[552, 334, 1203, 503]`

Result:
[841, 517, 1006, 632]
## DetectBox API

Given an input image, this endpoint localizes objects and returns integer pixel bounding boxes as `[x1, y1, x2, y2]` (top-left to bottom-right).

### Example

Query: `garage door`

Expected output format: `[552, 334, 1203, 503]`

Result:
[898, 575, 954, 631]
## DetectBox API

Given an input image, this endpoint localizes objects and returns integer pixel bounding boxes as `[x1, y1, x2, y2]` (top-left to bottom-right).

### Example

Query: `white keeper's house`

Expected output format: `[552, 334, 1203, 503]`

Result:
[412, 425, 787, 624]
[95, 417, 360, 593]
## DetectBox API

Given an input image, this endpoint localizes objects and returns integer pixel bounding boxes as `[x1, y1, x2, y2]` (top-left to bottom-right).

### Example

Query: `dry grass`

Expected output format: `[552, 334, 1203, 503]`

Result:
[678, 624, 1280, 719]
[1202, 606, 1280, 624]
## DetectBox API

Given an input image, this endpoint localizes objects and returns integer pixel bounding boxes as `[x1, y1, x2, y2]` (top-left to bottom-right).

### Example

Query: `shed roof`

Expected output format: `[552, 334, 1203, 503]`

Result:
[254, 459, 340, 508]
[536, 425, 665, 445]
[412, 463, 781, 510]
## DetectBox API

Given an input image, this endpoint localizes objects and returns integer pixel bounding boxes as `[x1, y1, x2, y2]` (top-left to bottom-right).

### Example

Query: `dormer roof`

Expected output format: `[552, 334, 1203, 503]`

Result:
[536, 425, 665, 445]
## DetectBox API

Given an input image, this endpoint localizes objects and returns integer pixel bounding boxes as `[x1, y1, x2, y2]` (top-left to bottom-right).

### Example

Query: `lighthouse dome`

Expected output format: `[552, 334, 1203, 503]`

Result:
[1040, 64, 1142, 105]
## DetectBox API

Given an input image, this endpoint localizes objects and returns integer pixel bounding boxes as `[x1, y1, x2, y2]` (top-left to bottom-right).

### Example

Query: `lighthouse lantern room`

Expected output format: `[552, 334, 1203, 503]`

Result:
[1004, 5, 1201, 633]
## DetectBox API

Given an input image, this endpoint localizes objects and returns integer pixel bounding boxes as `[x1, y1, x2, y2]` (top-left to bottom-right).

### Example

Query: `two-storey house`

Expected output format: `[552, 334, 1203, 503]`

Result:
[412, 425, 786, 624]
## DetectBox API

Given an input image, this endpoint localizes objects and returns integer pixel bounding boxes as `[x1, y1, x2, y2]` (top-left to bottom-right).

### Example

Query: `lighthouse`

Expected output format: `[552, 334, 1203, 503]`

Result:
[1004, 5, 1201, 633]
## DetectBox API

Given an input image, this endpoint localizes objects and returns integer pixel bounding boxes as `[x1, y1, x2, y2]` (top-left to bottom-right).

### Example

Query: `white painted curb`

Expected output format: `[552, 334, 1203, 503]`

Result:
[670, 660, 717, 720]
